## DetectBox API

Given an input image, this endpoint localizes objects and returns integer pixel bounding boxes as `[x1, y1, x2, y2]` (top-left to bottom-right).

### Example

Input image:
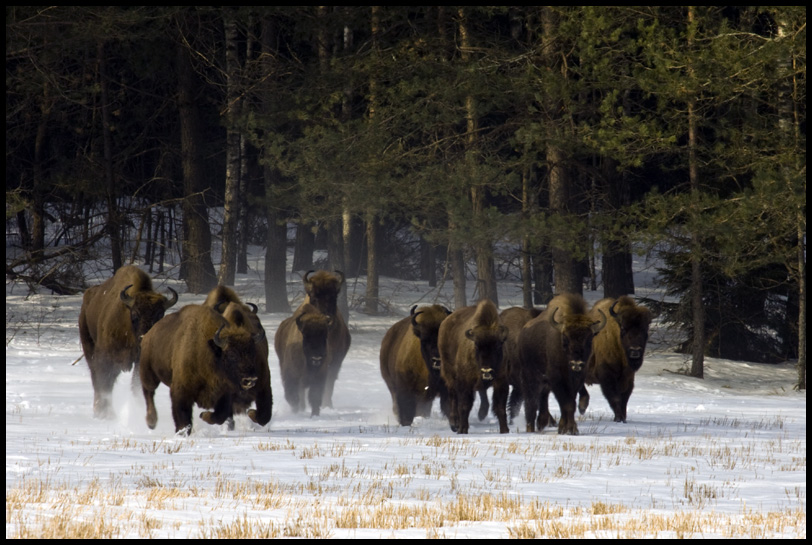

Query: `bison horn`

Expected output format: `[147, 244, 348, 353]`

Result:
[304, 270, 315, 285]
[213, 323, 226, 349]
[247, 302, 258, 314]
[549, 307, 564, 332]
[442, 306, 452, 315]
[120, 285, 135, 308]
[410, 305, 419, 316]
[591, 309, 607, 334]
[334, 270, 345, 286]
[215, 300, 228, 314]
[609, 300, 621, 321]
[164, 287, 178, 309]
[411, 310, 423, 328]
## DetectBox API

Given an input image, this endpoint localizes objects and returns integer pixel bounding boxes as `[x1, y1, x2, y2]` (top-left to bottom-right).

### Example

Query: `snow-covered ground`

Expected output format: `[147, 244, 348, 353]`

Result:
[6, 248, 806, 538]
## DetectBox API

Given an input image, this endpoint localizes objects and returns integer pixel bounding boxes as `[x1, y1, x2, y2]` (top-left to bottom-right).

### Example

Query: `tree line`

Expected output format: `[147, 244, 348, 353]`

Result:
[5, 6, 805, 387]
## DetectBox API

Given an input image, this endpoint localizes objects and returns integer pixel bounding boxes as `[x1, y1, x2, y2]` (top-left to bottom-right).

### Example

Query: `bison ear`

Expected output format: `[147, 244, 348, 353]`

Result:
[499, 325, 509, 342]
[465, 328, 476, 340]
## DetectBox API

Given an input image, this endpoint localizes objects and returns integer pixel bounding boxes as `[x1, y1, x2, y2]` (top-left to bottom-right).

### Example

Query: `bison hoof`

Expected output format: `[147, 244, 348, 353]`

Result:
[146, 413, 157, 430]
[175, 425, 192, 437]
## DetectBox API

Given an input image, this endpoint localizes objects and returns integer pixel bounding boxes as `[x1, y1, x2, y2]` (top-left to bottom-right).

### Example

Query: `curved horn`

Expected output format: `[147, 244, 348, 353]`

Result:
[410, 305, 419, 316]
[163, 287, 178, 309]
[592, 309, 608, 334]
[212, 323, 226, 349]
[246, 302, 258, 314]
[304, 270, 315, 285]
[609, 300, 621, 320]
[442, 306, 452, 315]
[411, 310, 424, 328]
[215, 300, 228, 314]
[334, 270, 345, 286]
[549, 307, 564, 332]
[120, 285, 135, 308]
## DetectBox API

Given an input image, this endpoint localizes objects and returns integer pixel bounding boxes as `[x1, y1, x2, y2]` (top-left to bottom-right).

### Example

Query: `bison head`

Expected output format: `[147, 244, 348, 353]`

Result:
[296, 310, 333, 368]
[120, 284, 178, 351]
[411, 305, 451, 373]
[210, 324, 264, 391]
[551, 307, 606, 373]
[465, 325, 509, 382]
[304, 270, 344, 316]
[610, 299, 651, 372]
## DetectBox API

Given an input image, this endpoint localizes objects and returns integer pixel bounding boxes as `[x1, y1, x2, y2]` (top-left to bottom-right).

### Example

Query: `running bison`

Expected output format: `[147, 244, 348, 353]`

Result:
[380, 304, 452, 426]
[299, 270, 351, 408]
[439, 299, 509, 434]
[78, 265, 178, 418]
[139, 304, 269, 435]
[274, 303, 335, 416]
[580, 296, 651, 423]
[499, 306, 543, 424]
[518, 293, 606, 435]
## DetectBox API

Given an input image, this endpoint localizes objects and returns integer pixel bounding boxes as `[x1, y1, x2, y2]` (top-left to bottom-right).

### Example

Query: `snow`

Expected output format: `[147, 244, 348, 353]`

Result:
[6, 248, 806, 538]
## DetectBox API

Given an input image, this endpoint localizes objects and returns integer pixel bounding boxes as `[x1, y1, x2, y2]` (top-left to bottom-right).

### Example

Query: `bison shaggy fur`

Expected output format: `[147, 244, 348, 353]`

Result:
[499, 306, 543, 423]
[139, 304, 267, 435]
[517, 293, 606, 435]
[380, 304, 451, 426]
[300, 270, 351, 408]
[274, 303, 336, 416]
[78, 265, 177, 418]
[582, 296, 651, 423]
[439, 299, 509, 434]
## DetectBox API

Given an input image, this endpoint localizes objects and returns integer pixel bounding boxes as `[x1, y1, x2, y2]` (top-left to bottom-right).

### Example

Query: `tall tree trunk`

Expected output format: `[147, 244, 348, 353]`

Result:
[363, 6, 381, 315]
[602, 158, 634, 298]
[219, 11, 242, 286]
[687, 7, 705, 379]
[459, 7, 498, 305]
[31, 81, 52, 256]
[260, 17, 290, 313]
[541, 7, 580, 296]
[521, 169, 535, 308]
[98, 40, 122, 271]
[176, 19, 217, 293]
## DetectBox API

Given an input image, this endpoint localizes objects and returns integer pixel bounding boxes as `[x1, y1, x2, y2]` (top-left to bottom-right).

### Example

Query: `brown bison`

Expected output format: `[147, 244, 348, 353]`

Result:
[78, 265, 178, 418]
[299, 270, 351, 408]
[499, 306, 543, 424]
[518, 293, 606, 435]
[379, 304, 452, 426]
[439, 299, 509, 434]
[274, 303, 335, 416]
[139, 304, 269, 435]
[203, 286, 272, 428]
[580, 296, 652, 423]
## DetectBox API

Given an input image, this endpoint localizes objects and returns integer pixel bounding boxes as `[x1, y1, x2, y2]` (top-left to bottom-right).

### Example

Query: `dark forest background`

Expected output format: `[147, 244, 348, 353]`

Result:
[5, 7, 805, 385]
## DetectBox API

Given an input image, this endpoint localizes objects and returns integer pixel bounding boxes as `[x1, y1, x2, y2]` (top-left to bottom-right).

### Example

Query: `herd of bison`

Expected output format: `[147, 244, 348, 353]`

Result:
[77, 266, 651, 436]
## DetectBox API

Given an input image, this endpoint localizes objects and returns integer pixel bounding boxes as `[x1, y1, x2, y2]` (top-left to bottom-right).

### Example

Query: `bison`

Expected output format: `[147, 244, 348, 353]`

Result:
[299, 270, 351, 408]
[139, 304, 268, 435]
[580, 296, 652, 423]
[439, 299, 509, 434]
[78, 265, 178, 418]
[499, 306, 543, 424]
[274, 303, 335, 416]
[379, 304, 452, 426]
[204, 285, 272, 428]
[517, 293, 606, 435]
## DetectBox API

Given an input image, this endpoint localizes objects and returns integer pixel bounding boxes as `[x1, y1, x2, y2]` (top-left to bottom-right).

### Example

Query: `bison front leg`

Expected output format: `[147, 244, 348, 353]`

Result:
[578, 384, 590, 415]
[396, 391, 418, 426]
[200, 394, 234, 427]
[455, 386, 475, 434]
[476, 387, 489, 422]
[492, 380, 510, 434]
[169, 391, 194, 436]
[248, 386, 273, 427]
[143, 386, 159, 430]
[552, 388, 579, 436]
[89, 362, 119, 419]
